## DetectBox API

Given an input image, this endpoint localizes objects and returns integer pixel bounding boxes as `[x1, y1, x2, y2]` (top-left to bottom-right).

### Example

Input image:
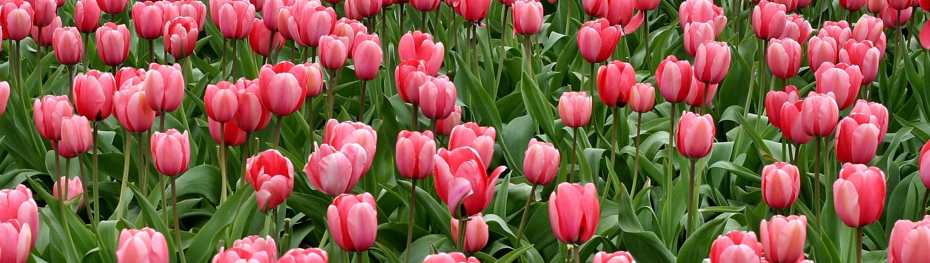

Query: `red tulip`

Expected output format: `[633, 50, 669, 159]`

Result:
[583, 0, 607, 18]
[523, 138, 559, 185]
[549, 183, 600, 245]
[888, 216, 930, 263]
[448, 123, 496, 168]
[694, 41, 730, 85]
[319, 35, 350, 69]
[881, 6, 912, 28]
[95, 22, 130, 66]
[0, 82, 9, 118]
[0, 185, 39, 253]
[217, 0, 256, 39]
[96, 0, 127, 14]
[869, 0, 887, 12]
[629, 83, 656, 113]
[634, 0, 659, 10]
[679, 0, 727, 33]
[214, 236, 277, 263]
[279, 248, 329, 263]
[656, 55, 694, 103]
[765, 85, 800, 129]
[454, 0, 491, 22]
[209, 118, 247, 146]
[834, 164, 886, 227]
[676, 111, 715, 159]
[289, 3, 335, 47]
[752, 1, 787, 39]
[839, 40, 880, 85]
[305, 143, 368, 196]
[323, 119, 377, 173]
[412, 0, 440, 11]
[767, 38, 801, 79]
[436, 106, 462, 136]
[597, 60, 635, 107]
[418, 75, 457, 120]
[558, 92, 593, 128]
[577, 19, 622, 63]
[761, 162, 800, 209]
[815, 62, 861, 110]
[852, 15, 886, 54]
[451, 214, 489, 253]
[399, 31, 445, 76]
[249, 18, 285, 57]
[234, 78, 272, 132]
[53, 27, 83, 65]
[779, 100, 813, 144]
[807, 36, 838, 73]
[512, 0, 543, 35]
[396, 60, 430, 104]
[59, 116, 93, 158]
[328, 193, 378, 252]
[72, 70, 116, 121]
[112, 83, 156, 132]
[841, 0, 866, 11]
[353, 34, 383, 81]
[52, 176, 83, 208]
[434, 147, 506, 216]
[888, 0, 914, 10]
[116, 228, 169, 263]
[33, 95, 73, 141]
[684, 78, 717, 107]
[396, 131, 436, 180]
[422, 253, 480, 263]
[606, 0, 643, 33]
[132, 2, 167, 40]
[245, 149, 294, 211]
[151, 129, 191, 176]
[30, 15, 60, 46]
[780, 14, 812, 44]
[259, 62, 309, 116]
[683, 21, 717, 57]
[145, 63, 185, 112]
[1, 2, 34, 41]
[164, 16, 199, 59]
[709, 231, 763, 263]
[800, 92, 839, 137]
[206, 81, 240, 123]
[760, 215, 807, 263]
[74, 0, 100, 33]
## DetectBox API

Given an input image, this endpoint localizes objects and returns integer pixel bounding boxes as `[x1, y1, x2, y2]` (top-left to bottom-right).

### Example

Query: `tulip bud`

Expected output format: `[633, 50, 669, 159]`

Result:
[807, 36, 839, 72]
[289, 4, 336, 47]
[839, 40, 880, 85]
[780, 14, 812, 44]
[249, 18, 285, 57]
[353, 34, 383, 81]
[73, 70, 117, 121]
[558, 92, 593, 128]
[760, 215, 807, 263]
[259, 62, 309, 116]
[679, 0, 728, 33]
[629, 83, 656, 113]
[761, 162, 800, 209]
[523, 139, 559, 185]
[800, 92, 840, 137]
[656, 56, 694, 103]
[683, 21, 716, 57]
[319, 35, 350, 70]
[279, 248, 329, 263]
[709, 231, 763, 263]
[881, 6, 912, 28]
[399, 31, 445, 76]
[448, 123, 496, 168]
[246, 149, 295, 211]
[451, 214, 489, 253]
[422, 253, 480, 263]
[765, 85, 800, 129]
[151, 129, 191, 176]
[164, 17, 200, 59]
[779, 100, 814, 144]
[145, 63, 185, 113]
[436, 106, 462, 136]
[396, 60, 430, 104]
[132, 2, 167, 40]
[53, 27, 83, 65]
[327, 193, 378, 252]
[834, 164, 886, 227]
[205, 81, 241, 123]
[835, 114, 882, 164]
[31, 16, 61, 46]
[305, 143, 368, 196]
[117, 228, 169, 263]
[767, 38, 802, 79]
[512, 0, 543, 35]
[453, 0, 490, 22]
[752, 1, 787, 39]
[815, 62, 862, 110]
[841, 0, 867, 11]
[549, 183, 600, 245]
[684, 78, 717, 108]
[676, 111, 715, 159]
[234, 78, 273, 132]
[74, 0, 101, 33]
[96, 22, 131, 66]
[434, 147, 506, 216]
[53, 176, 83, 209]
[597, 61, 635, 108]
[694, 41, 731, 85]
[213, 236, 277, 263]
[578, 19, 622, 63]
[59, 116, 93, 158]
[583, 0, 608, 18]
[324, 119, 378, 173]
[411, 0, 440, 11]
[0, 82, 9, 119]
[98, 0, 128, 14]
[396, 131, 436, 180]
[209, 118, 247, 146]
[888, 216, 930, 263]
[113, 84, 157, 133]
[418, 75, 457, 120]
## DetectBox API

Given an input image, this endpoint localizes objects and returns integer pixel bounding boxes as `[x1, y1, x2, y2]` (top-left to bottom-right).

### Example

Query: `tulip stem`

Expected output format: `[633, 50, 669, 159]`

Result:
[116, 131, 133, 220]
[853, 226, 863, 263]
[589, 62, 596, 96]
[404, 179, 418, 263]
[138, 132, 147, 197]
[83, 33, 90, 72]
[37, 27, 44, 88]
[327, 69, 342, 119]
[400, 4, 406, 32]
[434, 7, 441, 36]
[79, 154, 92, 222]
[471, 25, 481, 81]
[220, 122, 228, 205]
[632, 112, 642, 195]
[665, 104, 676, 225]
[609, 107, 618, 171]
[273, 115, 284, 150]
[457, 216, 469, 252]
[524, 35, 535, 79]
[222, 38, 229, 79]
[565, 0, 573, 34]
[814, 136, 822, 220]
[515, 183, 537, 248]
[895, 12, 905, 76]
[572, 245, 580, 263]
[150, 39, 156, 65]
[172, 176, 187, 263]
[493, 6, 510, 89]
[92, 122, 100, 229]
[687, 158, 697, 237]
[359, 81, 367, 122]
[358, 252, 364, 263]
[308, 97, 315, 143]
[159, 111, 166, 132]
[56, 145, 74, 259]
[643, 10, 650, 70]
[569, 127, 578, 183]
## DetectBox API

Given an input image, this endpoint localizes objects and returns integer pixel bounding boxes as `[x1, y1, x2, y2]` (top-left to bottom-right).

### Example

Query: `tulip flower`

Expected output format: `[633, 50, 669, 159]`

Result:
[234, 78, 272, 133]
[683, 21, 716, 57]
[451, 214, 489, 253]
[815, 62, 862, 110]
[512, 0, 543, 35]
[841, 0, 867, 11]
[411, 0, 440, 11]
[53, 176, 83, 209]
[870, 0, 887, 13]
[418, 75, 457, 120]
[53, 27, 83, 65]
[74, 0, 101, 33]
[151, 129, 190, 176]
[422, 253, 480, 263]
[765, 85, 800, 129]
[164, 17, 199, 59]
[288, 4, 335, 47]
[834, 164, 886, 227]
[332, 18, 368, 53]
[592, 251, 635, 263]
[549, 183, 600, 245]
[97, 0, 127, 14]
[259, 62, 309, 117]
[676, 111, 715, 159]
[249, 19, 285, 57]
[328, 193, 378, 252]
[72, 70, 116, 121]
[761, 162, 800, 210]
[319, 35, 350, 70]
[634, 0, 658, 10]
[29, 0, 53, 27]
[1, 2, 34, 41]
[116, 228, 169, 263]
[0, 82, 9, 118]
[523, 139, 560, 186]
[752, 1, 787, 40]
[851, 100, 889, 140]
[888, 0, 914, 10]
[396, 60, 430, 105]
[448, 123, 496, 169]
[434, 147, 506, 217]
[558, 92, 593, 128]
[344, 0, 381, 20]
[684, 79, 717, 108]
[629, 83, 656, 113]
[304, 143, 368, 196]
[217, 0, 255, 40]
[888, 216, 930, 263]
[835, 115, 882, 164]
[96, 22, 130, 66]
[881, 6, 912, 29]
[208, 118, 247, 146]
[30, 16, 60, 46]
[800, 92, 840, 138]
[583, 0, 607, 18]
[175, 0, 205, 29]
[760, 215, 807, 263]
[453, 0, 490, 22]
[767, 38, 802, 79]
[679, 0, 727, 33]
[145, 63, 185, 114]
[399, 32, 445, 76]
[807, 36, 839, 72]
[214, 236, 278, 263]
[132, 2, 167, 40]
[694, 41, 730, 85]
[246, 149, 295, 211]
[577, 19, 622, 63]
[59, 116, 93, 158]
[709, 231, 763, 263]
[279, 248, 329, 263]
[820, 20, 852, 43]
[353, 34, 383, 81]
[597, 61, 635, 108]
[839, 40, 880, 85]
[116, 67, 147, 87]
[396, 131, 436, 180]
[34, 95, 74, 141]
[323, 119, 377, 165]
[0, 219, 32, 263]
[436, 106, 462, 136]
[0, 185, 39, 251]
[852, 15, 886, 54]
[304, 63, 325, 98]
[656, 56, 694, 103]
[205, 81, 240, 123]
[780, 14, 812, 44]
[112, 84, 157, 133]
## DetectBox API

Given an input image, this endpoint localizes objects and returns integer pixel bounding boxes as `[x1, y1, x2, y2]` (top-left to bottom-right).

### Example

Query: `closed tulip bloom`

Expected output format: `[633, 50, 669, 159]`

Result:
[234, 78, 272, 132]
[396, 60, 430, 104]
[259, 62, 309, 116]
[851, 100, 889, 140]
[779, 101, 814, 144]
[0, 185, 38, 251]
[752, 0, 787, 39]
[0, 219, 32, 263]
[249, 18, 285, 57]
[328, 193, 378, 252]
[74, 0, 100, 33]
[606, 0, 643, 34]
[684, 78, 717, 107]
[760, 215, 807, 263]
[767, 38, 802, 79]
[164, 17, 199, 59]
[656, 56, 694, 103]
[800, 92, 839, 137]
[765, 85, 800, 129]
[353, 34, 383, 81]
[175, 0, 206, 30]
[160, 1, 180, 21]
[523, 138, 560, 185]
[451, 214, 489, 253]
[59, 116, 93, 158]
[634, 0, 658, 10]
[216, 0, 255, 39]
[396, 131, 436, 180]
[53, 27, 83, 65]
[324, 119, 378, 173]
[839, 40, 880, 85]
[419, 75, 457, 120]
[888, 0, 914, 10]
[577, 19, 622, 63]
[116, 228, 169, 263]
[399, 32, 445, 76]
[422, 253, 480, 263]
[279, 248, 329, 263]
[319, 35, 350, 69]
[34, 95, 74, 141]
[676, 111, 715, 159]
[549, 183, 600, 245]
[52, 176, 83, 208]
[888, 216, 930, 263]
[761, 162, 800, 209]
[344, 0, 381, 20]
[841, 0, 867, 11]
[112, 84, 156, 132]
[434, 147, 506, 216]
[881, 6, 912, 28]
[629, 83, 656, 113]
[214, 236, 278, 263]
[96, 0, 127, 14]
[780, 14, 812, 44]
[209, 118, 247, 146]
[597, 60, 635, 107]
[30, 0, 55, 27]
[0, 82, 9, 119]
[870, 0, 887, 12]
[72, 70, 116, 121]
[583, 0, 607, 17]
[205, 81, 240, 123]
[453, 0, 491, 22]
[116, 67, 146, 87]
[815, 62, 862, 109]
[694, 41, 731, 84]
[144, 63, 185, 112]
[683, 21, 716, 56]
[210, 0, 230, 25]
[132, 2, 166, 40]
[807, 38, 838, 76]
[234, 236, 278, 260]
[305, 143, 368, 196]
[151, 129, 191, 176]
[709, 231, 763, 263]
[245, 149, 294, 211]
[411, 0, 440, 11]
[592, 251, 635, 263]
[1, 2, 34, 41]
[95, 22, 130, 66]
[852, 15, 886, 54]
[289, 4, 336, 47]
[512, 0, 543, 35]
[834, 164, 886, 227]
[436, 106, 462, 136]
[261, 0, 285, 31]
[819, 20, 852, 42]
[30, 15, 60, 46]
[448, 123, 496, 168]
[332, 18, 367, 51]
[679, 0, 728, 33]
[558, 92, 593, 128]
[835, 114, 881, 164]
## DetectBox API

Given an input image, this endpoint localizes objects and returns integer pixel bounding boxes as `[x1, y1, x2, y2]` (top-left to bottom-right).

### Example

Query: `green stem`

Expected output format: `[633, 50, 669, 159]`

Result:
[404, 179, 419, 263]
[92, 123, 100, 229]
[150, 39, 156, 65]
[327, 69, 342, 119]
[524, 35, 535, 78]
[273, 115, 284, 150]
[79, 154, 92, 223]
[359, 81, 367, 121]
[222, 38, 228, 79]
[232, 40, 239, 80]
[494, 7, 510, 90]
[37, 27, 44, 88]
[457, 216, 469, 252]
[569, 127, 579, 183]
[83, 34, 90, 72]
[411, 104, 419, 131]
[856, 227, 863, 263]
[572, 245, 580, 263]
[920, 190, 929, 218]
[643, 10, 650, 70]
[116, 132, 133, 220]
[609, 107, 618, 169]
[138, 132, 147, 196]
[514, 184, 537, 247]
[814, 137, 822, 220]
[632, 112, 642, 195]
[220, 122, 228, 205]
[172, 176, 187, 263]
[687, 158, 697, 237]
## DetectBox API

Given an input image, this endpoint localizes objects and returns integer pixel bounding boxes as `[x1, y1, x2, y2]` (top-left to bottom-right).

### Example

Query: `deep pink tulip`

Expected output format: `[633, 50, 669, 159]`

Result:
[870, 0, 887, 12]
[205, 81, 240, 123]
[332, 18, 368, 53]
[209, 118, 247, 146]
[835, 114, 882, 164]
[96, 0, 127, 14]
[850, 100, 888, 142]
[30, 15, 59, 46]
[694, 41, 731, 85]
[761, 162, 800, 209]
[577, 19, 622, 63]
[656, 55, 694, 103]
[709, 231, 763, 263]
[399, 31, 445, 76]
[679, 0, 727, 33]
[0, 185, 38, 253]
[549, 183, 600, 245]
[807, 36, 838, 72]
[396, 131, 436, 180]
[29, 0, 54, 27]
[305, 143, 368, 196]
[132, 2, 166, 40]
[780, 14, 812, 44]
[234, 78, 272, 132]
[217, 0, 256, 39]
[852, 15, 886, 54]
[33, 95, 73, 141]
[418, 75, 457, 120]
[245, 149, 294, 211]
[684, 77, 717, 107]
[279, 248, 329, 263]
[422, 253, 480, 263]
[59, 116, 93, 158]
[116, 67, 146, 87]
[512, 0, 543, 35]
[765, 85, 800, 129]
[144, 63, 185, 112]
[767, 38, 802, 79]
[164, 17, 199, 59]
[683, 21, 716, 57]
[583, 0, 608, 18]
[780, 101, 813, 144]
[353, 34, 383, 81]
[760, 215, 807, 263]
[249, 18, 285, 57]
[261, 0, 286, 31]
[116, 228, 169, 263]
[1, 2, 34, 41]
[396, 60, 430, 104]
[558, 92, 593, 128]
[448, 123, 496, 168]
[819, 20, 852, 43]
[289, 4, 335, 47]
[72, 70, 116, 121]
[412, 0, 440, 11]
[834, 164, 886, 227]
[888, 216, 930, 263]
[606, 0, 643, 33]
[800, 92, 839, 137]
[839, 40, 880, 85]
[881, 6, 912, 28]
[451, 214, 489, 253]
[213, 236, 277, 263]
[0, 219, 32, 263]
[888, 0, 914, 10]
[841, 0, 867, 11]
[328, 193, 378, 252]
[175, 0, 206, 30]
[434, 147, 506, 216]
[151, 129, 191, 176]
[815, 62, 862, 110]
[53, 27, 83, 65]
[523, 138, 559, 185]
[112, 84, 156, 132]
[52, 176, 83, 208]
[259, 62, 310, 116]
[161, 1, 180, 22]
[633, 0, 658, 10]
[629, 83, 656, 113]
[74, 0, 100, 33]
[453, 0, 491, 22]
[96, 22, 130, 66]
[436, 106, 462, 136]
[0, 82, 9, 119]
[324, 119, 377, 173]
[319, 35, 350, 69]
[596, 60, 635, 107]
[676, 111, 715, 159]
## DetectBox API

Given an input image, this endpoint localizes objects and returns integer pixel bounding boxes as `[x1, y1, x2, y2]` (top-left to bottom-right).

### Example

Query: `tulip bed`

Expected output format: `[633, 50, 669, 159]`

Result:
[2, 0, 930, 262]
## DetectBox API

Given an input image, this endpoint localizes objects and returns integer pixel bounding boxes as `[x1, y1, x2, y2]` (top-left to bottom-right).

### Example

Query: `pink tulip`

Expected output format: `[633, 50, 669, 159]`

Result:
[396, 131, 436, 180]
[112, 83, 156, 133]
[328, 193, 378, 252]
[319, 35, 350, 69]
[132, 2, 167, 40]
[577, 19, 622, 63]
[596, 60, 635, 108]
[761, 162, 800, 209]
[30, 15, 60, 46]
[881, 6, 912, 28]
[807, 36, 839, 72]
[323, 119, 378, 173]
[289, 4, 336, 47]
[760, 215, 807, 263]
[249, 18, 285, 57]
[815, 62, 862, 110]
[523, 138, 559, 185]
[888, 0, 914, 10]
[422, 253, 480, 263]
[412, 0, 440, 11]
[95, 22, 130, 66]
[217, 0, 256, 39]
[800, 92, 839, 137]
[145, 63, 185, 113]
[851, 100, 889, 140]
[52, 176, 83, 208]
[835, 114, 882, 164]
[436, 106, 462, 136]
[834, 164, 886, 227]
[164, 16, 199, 59]
[0, 219, 32, 263]
[305, 143, 368, 196]
[683, 21, 716, 57]
[451, 214, 489, 253]
[175, 0, 206, 30]
[399, 31, 445, 76]
[633, 0, 659, 10]
[0, 82, 9, 118]
[841, 0, 867, 11]
[888, 216, 930, 263]
[684, 76, 717, 107]
[870, 0, 887, 12]
[448, 123, 496, 168]
[676, 111, 715, 159]
[1, 2, 34, 41]
[765, 85, 800, 129]
[233, 78, 272, 132]
[819, 20, 852, 43]
[656, 56, 694, 103]
[246, 149, 295, 211]
[418, 75, 457, 120]
[34, 95, 74, 141]
[694, 41, 730, 85]
[59, 116, 93, 158]
[259, 62, 310, 116]
[213, 236, 277, 263]
[73, 70, 116, 121]
[116, 67, 146, 87]
[117, 228, 169, 263]
[629, 83, 656, 113]
[780, 14, 812, 44]
[353, 34, 383, 81]
[839, 40, 880, 85]
[453, 0, 490, 22]
[779, 100, 814, 144]
[206, 81, 240, 123]
[549, 183, 600, 245]
[679, 0, 727, 33]
[151, 129, 191, 176]
[767, 38, 802, 79]
[396, 60, 430, 104]
[0, 185, 38, 252]
[74, 0, 100, 33]
[434, 147, 506, 216]
[709, 231, 763, 263]
[852, 15, 886, 54]
[558, 92, 593, 128]
[208, 118, 247, 146]
[53, 27, 83, 65]
[512, 0, 543, 35]
[279, 248, 329, 263]
[345, 0, 381, 20]
[583, 0, 607, 18]
[96, 0, 127, 14]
